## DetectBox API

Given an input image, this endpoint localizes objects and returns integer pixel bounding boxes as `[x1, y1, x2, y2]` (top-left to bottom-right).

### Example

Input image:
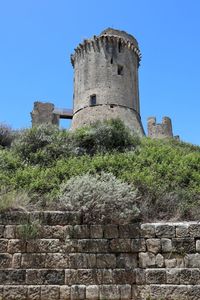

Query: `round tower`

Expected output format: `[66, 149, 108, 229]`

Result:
[70, 28, 145, 135]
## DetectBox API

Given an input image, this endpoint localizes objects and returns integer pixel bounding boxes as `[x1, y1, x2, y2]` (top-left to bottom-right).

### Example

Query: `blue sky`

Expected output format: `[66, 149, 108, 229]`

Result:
[0, 0, 199, 145]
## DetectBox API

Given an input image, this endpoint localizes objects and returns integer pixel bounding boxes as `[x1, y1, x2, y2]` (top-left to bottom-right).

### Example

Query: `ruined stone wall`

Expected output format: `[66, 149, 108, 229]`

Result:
[1, 211, 200, 299]
[147, 117, 173, 139]
[31, 102, 59, 126]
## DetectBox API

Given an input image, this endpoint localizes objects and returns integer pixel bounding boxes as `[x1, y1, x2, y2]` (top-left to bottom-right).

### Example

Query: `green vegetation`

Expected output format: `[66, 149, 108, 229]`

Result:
[0, 119, 199, 222]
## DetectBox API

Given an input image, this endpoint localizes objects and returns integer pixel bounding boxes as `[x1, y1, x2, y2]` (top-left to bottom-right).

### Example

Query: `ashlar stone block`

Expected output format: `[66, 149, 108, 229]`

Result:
[86, 285, 99, 300]
[99, 285, 120, 300]
[41, 286, 60, 300]
[140, 224, 155, 238]
[71, 285, 85, 300]
[139, 252, 156, 268]
[60, 286, 71, 300]
[146, 238, 161, 254]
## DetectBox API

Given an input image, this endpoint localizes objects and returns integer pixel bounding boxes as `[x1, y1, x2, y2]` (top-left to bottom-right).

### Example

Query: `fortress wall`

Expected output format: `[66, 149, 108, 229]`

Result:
[0, 211, 200, 299]
[71, 105, 145, 136]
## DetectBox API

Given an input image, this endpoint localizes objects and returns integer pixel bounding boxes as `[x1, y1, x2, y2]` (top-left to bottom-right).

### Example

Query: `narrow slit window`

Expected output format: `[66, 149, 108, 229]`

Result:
[117, 65, 124, 75]
[110, 57, 113, 64]
[90, 94, 96, 106]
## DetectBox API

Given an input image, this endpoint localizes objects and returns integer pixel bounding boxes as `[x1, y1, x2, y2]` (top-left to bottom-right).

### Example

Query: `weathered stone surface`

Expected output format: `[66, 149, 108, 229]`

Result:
[104, 225, 119, 238]
[172, 238, 196, 253]
[99, 285, 120, 300]
[0, 253, 12, 268]
[28, 286, 41, 300]
[27, 239, 60, 253]
[139, 252, 155, 268]
[176, 224, 189, 238]
[4, 225, 16, 239]
[165, 258, 177, 268]
[146, 269, 166, 284]
[71, 285, 85, 300]
[36, 225, 73, 239]
[22, 254, 46, 268]
[96, 254, 116, 268]
[45, 253, 69, 268]
[155, 253, 164, 267]
[65, 269, 94, 286]
[69, 253, 96, 269]
[3, 285, 27, 300]
[116, 253, 137, 269]
[146, 238, 161, 254]
[86, 285, 99, 300]
[60, 285, 71, 300]
[78, 239, 108, 253]
[2, 215, 200, 300]
[73, 225, 90, 239]
[196, 239, 200, 252]
[161, 238, 173, 252]
[63, 239, 79, 253]
[42, 211, 81, 225]
[0, 269, 26, 284]
[166, 268, 180, 284]
[41, 285, 60, 300]
[155, 224, 175, 238]
[140, 224, 155, 238]
[0, 239, 8, 253]
[110, 239, 131, 252]
[187, 285, 200, 300]
[119, 224, 140, 238]
[12, 253, 21, 268]
[120, 284, 131, 300]
[185, 253, 200, 268]
[131, 238, 146, 252]
[7, 239, 26, 253]
[0, 226, 4, 238]
[113, 269, 136, 284]
[90, 225, 103, 239]
[189, 224, 200, 237]
[0, 211, 29, 225]
[149, 284, 189, 299]
[136, 269, 146, 284]
[26, 270, 65, 285]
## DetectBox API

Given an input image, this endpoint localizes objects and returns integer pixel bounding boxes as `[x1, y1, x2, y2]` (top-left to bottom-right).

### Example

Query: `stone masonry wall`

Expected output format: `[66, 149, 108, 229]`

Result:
[1, 211, 200, 299]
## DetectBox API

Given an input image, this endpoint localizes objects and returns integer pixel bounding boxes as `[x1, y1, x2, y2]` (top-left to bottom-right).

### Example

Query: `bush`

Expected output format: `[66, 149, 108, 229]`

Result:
[12, 124, 72, 165]
[0, 188, 30, 212]
[72, 119, 140, 155]
[0, 123, 15, 148]
[57, 172, 140, 224]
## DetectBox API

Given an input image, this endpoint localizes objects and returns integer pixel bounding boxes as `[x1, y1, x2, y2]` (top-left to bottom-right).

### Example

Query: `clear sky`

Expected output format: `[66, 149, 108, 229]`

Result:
[0, 0, 199, 145]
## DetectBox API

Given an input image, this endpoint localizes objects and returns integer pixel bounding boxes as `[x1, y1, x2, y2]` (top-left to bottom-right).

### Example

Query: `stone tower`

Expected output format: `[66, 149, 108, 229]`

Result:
[70, 28, 145, 136]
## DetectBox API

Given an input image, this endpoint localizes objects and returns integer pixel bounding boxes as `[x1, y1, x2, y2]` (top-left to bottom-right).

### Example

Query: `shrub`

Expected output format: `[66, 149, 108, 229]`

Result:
[0, 188, 30, 212]
[12, 124, 72, 165]
[72, 118, 140, 155]
[17, 219, 40, 240]
[57, 172, 140, 224]
[0, 123, 15, 148]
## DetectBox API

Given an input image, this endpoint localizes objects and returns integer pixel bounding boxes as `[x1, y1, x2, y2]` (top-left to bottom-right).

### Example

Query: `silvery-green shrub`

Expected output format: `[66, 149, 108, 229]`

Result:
[58, 172, 140, 224]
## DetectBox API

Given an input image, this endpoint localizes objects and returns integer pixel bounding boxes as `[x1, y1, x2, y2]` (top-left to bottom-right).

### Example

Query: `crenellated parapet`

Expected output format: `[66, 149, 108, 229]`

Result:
[71, 33, 142, 67]
[147, 116, 177, 139]
[70, 28, 144, 135]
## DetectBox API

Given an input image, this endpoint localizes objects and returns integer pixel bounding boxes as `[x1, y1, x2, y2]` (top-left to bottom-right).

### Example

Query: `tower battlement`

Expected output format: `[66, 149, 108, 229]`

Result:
[147, 116, 174, 139]
[71, 28, 145, 136]
[30, 28, 179, 140]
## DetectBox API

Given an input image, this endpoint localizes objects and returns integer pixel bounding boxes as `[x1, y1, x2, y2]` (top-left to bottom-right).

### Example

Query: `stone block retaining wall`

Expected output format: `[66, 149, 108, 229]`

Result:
[0, 211, 200, 299]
